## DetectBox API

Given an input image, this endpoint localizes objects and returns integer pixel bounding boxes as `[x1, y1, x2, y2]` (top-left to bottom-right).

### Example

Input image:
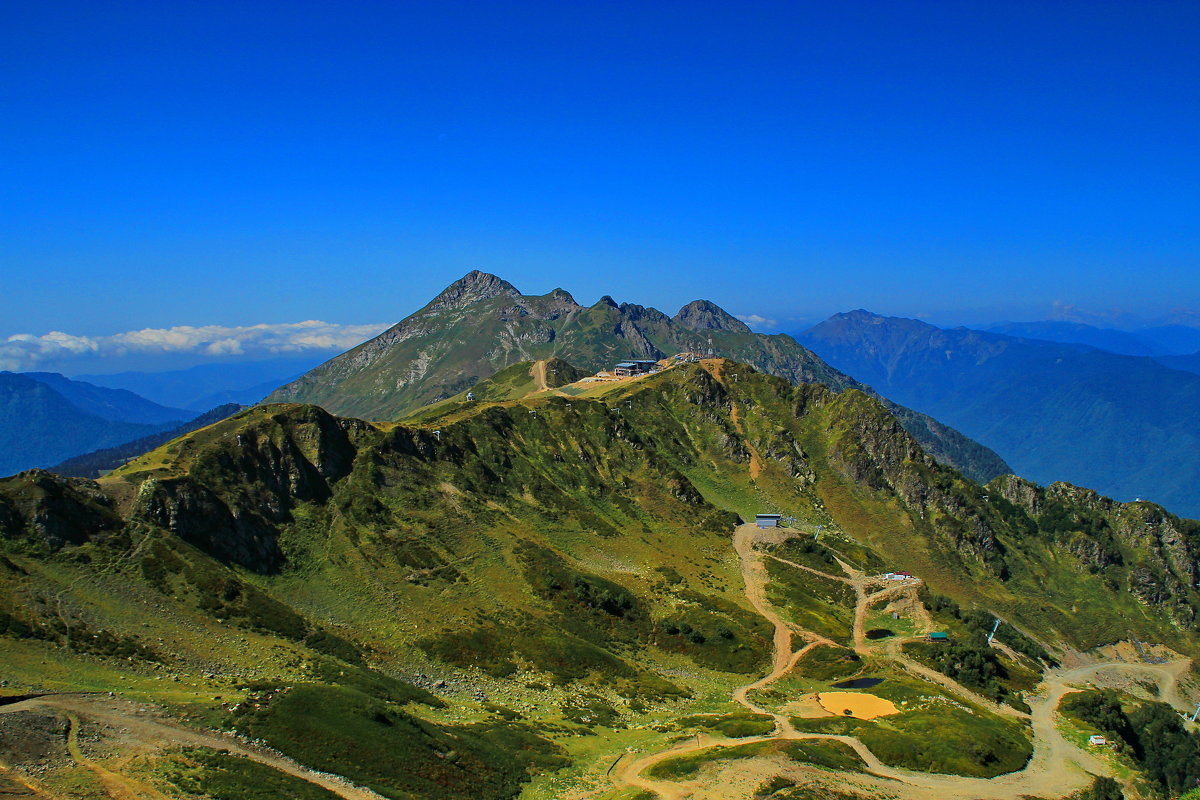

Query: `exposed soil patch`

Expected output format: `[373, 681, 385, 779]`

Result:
[0, 710, 70, 768]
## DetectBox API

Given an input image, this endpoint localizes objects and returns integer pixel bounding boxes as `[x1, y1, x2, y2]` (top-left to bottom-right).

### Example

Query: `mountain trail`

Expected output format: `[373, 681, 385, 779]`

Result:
[532, 360, 550, 392]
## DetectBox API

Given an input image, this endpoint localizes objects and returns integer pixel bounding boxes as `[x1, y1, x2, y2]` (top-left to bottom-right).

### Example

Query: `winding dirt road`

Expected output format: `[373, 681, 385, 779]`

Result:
[612, 523, 1190, 800]
[0, 695, 387, 800]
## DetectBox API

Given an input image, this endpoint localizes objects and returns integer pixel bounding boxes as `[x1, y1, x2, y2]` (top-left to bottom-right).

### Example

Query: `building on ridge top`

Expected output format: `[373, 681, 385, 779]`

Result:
[755, 513, 783, 529]
[613, 360, 659, 377]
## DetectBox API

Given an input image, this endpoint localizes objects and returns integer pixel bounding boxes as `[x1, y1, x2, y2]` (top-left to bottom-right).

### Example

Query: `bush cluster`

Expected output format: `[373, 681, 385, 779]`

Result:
[1064, 690, 1200, 796]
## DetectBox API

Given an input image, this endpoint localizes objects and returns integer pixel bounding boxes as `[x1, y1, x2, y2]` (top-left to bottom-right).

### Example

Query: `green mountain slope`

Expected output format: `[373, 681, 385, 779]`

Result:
[2, 358, 1199, 798]
[265, 271, 1010, 484]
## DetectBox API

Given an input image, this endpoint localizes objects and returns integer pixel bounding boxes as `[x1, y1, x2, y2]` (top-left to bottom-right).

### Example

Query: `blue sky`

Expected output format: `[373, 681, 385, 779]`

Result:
[3, 1, 1198, 370]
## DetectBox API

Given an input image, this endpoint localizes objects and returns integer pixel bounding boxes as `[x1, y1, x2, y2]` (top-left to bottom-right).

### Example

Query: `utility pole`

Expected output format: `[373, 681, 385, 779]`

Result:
[987, 618, 1001, 644]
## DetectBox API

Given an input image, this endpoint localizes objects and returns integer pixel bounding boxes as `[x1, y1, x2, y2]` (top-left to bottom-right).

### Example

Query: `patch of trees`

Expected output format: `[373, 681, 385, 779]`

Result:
[923, 591, 1054, 665]
[1078, 776, 1124, 800]
[1064, 690, 1200, 797]
[906, 637, 1019, 708]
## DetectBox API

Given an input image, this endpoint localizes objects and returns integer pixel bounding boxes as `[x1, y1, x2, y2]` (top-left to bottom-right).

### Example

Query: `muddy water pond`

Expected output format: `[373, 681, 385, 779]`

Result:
[816, 691, 899, 719]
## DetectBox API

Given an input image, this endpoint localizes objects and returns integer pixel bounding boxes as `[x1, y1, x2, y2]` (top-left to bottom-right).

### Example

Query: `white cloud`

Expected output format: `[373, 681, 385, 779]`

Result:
[0, 320, 391, 372]
[735, 313, 777, 329]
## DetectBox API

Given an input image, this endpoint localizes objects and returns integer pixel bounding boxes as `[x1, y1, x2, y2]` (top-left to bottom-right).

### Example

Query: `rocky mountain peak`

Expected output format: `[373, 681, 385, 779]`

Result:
[426, 270, 522, 312]
[672, 300, 751, 333]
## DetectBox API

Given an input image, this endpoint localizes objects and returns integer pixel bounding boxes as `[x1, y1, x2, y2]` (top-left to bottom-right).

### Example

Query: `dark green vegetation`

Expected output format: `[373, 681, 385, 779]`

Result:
[267, 271, 1009, 483]
[922, 591, 1052, 665]
[1063, 690, 1200, 797]
[1077, 776, 1125, 800]
[161, 747, 340, 800]
[228, 684, 566, 800]
[792, 700, 1031, 778]
[903, 639, 1029, 711]
[53, 403, 243, 478]
[2, 356, 1199, 795]
[646, 738, 864, 780]
[793, 645, 862, 682]
[675, 711, 775, 738]
[0, 371, 190, 476]
[905, 591, 1050, 710]
[800, 309, 1200, 516]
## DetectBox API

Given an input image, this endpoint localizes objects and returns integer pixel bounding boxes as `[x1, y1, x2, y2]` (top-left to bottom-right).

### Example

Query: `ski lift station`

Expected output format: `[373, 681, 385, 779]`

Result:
[755, 513, 783, 529]
[612, 360, 659, 377]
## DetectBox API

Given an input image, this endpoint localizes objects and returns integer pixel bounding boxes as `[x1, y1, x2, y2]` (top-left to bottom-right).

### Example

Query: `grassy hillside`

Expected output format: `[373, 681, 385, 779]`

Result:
[1, 358, 1197, 798]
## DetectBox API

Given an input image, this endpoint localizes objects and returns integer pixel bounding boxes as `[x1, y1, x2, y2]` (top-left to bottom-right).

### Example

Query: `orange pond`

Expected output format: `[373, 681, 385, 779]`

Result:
[815, 692, 900, 719]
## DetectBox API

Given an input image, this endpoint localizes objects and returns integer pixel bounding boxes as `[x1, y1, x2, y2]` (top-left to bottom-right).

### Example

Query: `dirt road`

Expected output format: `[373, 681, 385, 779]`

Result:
[0, 695, 387, 800]
[613, 523, 1175, 800]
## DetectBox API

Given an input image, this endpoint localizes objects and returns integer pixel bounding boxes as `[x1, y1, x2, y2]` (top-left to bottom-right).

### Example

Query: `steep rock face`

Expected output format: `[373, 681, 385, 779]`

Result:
[265, 272, 1011, 484]
[133, 477, 283, 572]
[816, 389, 1004, 569]
[0, 470, 123, 550]
[126, 406, 372, 573]
[991, 474, 1200, 626]
[426, 270, 521, 312]
[672, 300, 751, 333]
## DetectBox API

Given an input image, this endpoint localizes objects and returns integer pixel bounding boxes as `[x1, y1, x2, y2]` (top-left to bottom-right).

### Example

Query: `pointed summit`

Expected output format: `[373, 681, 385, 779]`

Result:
[427, 270, 521, 312]
[672, 300, 751, 333]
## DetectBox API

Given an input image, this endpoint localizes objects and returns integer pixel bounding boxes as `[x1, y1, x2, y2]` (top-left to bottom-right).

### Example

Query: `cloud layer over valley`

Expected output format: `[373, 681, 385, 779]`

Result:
[1, 320, 391, 374]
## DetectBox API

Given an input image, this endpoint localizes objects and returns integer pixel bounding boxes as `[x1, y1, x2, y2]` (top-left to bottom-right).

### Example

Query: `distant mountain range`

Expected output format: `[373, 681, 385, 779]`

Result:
[1159, 351, 1200, 376]
[0, 372, 198, 477]
[51, 403, 244, 478]
[76, 356, 325, 411]
[266, 271, 1011, 483]
[984, 320, 1200, 370]
[797, 310, 1200, 517]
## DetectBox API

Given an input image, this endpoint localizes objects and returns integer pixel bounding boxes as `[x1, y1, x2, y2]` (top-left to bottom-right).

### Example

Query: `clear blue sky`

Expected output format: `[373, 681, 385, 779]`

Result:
[3, 0, 1198, 341]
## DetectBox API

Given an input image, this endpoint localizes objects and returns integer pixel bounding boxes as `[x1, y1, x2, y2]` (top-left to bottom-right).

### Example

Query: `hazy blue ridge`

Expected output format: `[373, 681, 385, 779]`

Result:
[76, 356, 327, 410]
[797, 310, 1200, 518]
[0, 373, 179, 476]
[22, 371, 191, 424]
[52, 403, 244, 478]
